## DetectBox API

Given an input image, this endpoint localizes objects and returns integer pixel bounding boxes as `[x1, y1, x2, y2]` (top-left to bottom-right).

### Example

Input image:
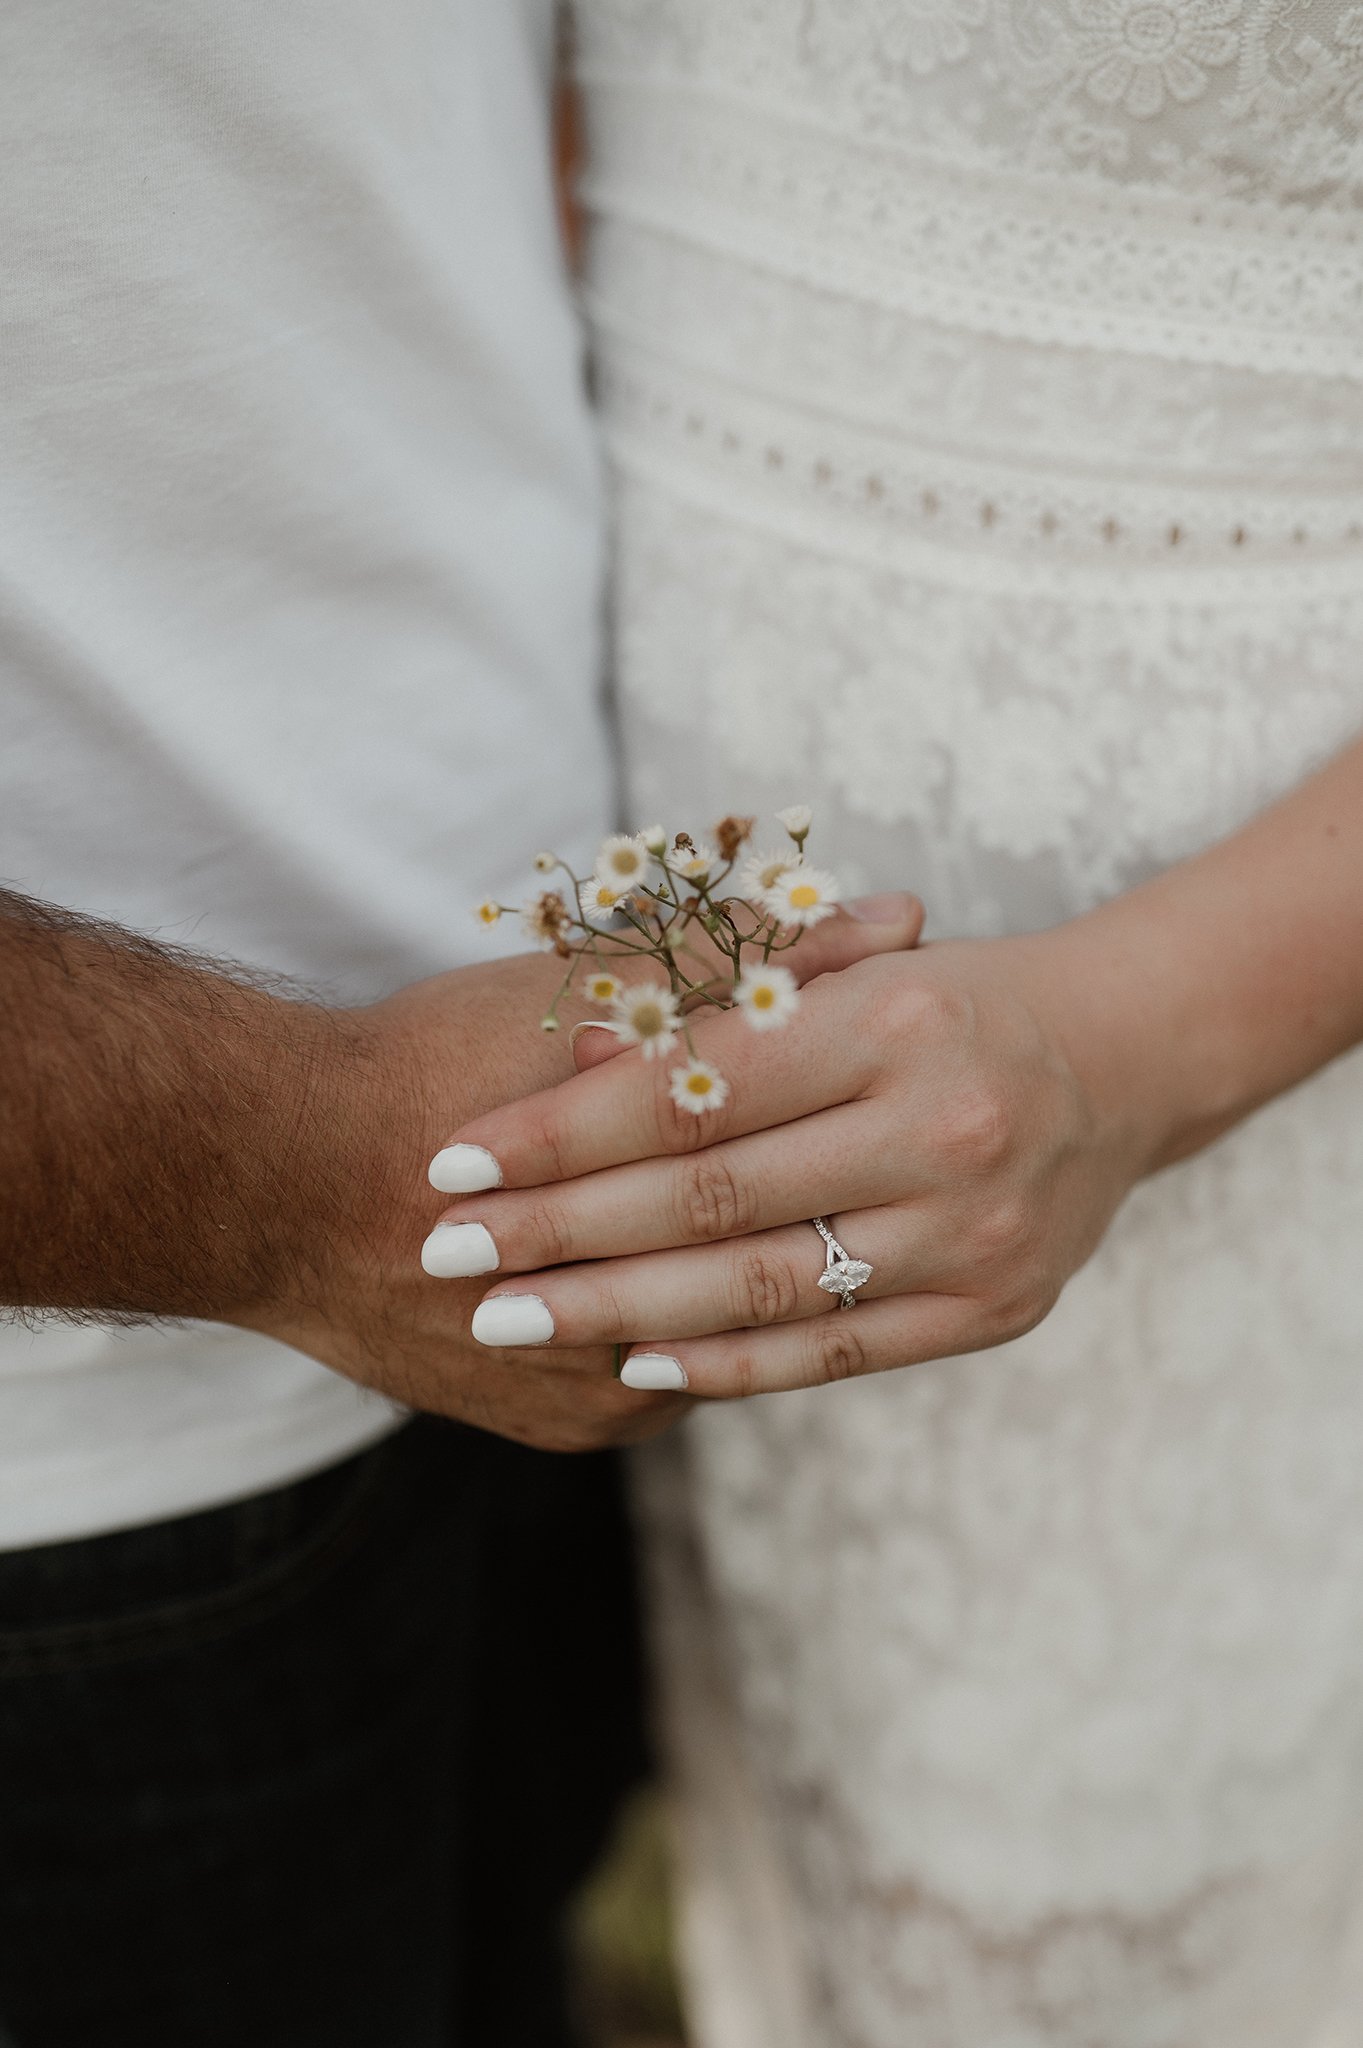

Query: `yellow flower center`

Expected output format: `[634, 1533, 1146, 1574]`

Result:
[591, 978, 615, 999]
[685, 1072, 713, 1095]
[789, 883, 820, 909]
[633, 1003, 666, 1036]
[752, 985, 775, 1009]
[609, 849, 640, 875]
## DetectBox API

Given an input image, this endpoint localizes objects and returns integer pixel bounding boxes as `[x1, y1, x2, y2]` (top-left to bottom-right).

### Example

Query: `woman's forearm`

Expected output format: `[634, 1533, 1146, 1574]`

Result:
[1041, 731, 1363, 1172]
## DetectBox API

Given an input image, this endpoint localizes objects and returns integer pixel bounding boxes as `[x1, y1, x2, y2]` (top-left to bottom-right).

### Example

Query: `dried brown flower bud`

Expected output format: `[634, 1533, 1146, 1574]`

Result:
[715, 814, 756, 860]
[524, 889, 570, 947]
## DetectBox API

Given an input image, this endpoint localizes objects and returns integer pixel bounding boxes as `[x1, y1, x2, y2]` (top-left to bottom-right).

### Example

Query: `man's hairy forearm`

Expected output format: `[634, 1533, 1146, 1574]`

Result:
[0, 891, 371, 1323]
[0, 893, 676, 1450]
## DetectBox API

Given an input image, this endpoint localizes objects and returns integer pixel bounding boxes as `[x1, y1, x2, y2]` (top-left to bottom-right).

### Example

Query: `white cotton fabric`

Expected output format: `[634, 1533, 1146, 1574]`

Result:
[0, 0, 611, 1547]
[573, 0, 1363, 2041]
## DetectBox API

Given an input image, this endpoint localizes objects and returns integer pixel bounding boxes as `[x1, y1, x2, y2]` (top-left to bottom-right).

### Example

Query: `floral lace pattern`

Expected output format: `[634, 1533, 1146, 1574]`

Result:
[572, 0, 1363, 2040]
[579, 0, 1363, 202]
[1073, 0, 1242, 119]
[807, 0, 990, 80]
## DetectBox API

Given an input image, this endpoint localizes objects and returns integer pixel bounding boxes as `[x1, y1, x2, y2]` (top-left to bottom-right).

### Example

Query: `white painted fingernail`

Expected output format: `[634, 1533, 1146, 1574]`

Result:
[428, 1144, 503, 1194]
[620, 1353, 689, 1391]
[470, 1294, 555, 1347]
[420, 1222, 499, 1279]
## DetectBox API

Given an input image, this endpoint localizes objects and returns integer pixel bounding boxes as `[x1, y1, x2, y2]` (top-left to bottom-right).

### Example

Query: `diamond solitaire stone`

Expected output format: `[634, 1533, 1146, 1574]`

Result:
[818, 1257, 873, 1301]
[811, 1217, 874, 1307]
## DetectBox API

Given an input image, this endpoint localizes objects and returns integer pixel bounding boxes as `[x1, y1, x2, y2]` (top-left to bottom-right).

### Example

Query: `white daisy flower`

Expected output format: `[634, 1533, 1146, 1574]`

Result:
[532, 851, 557, 873]
[474, 899, 503, 927]
[734, 963, 800, 1032]
[578, 878, 624, 928]
[585, 969, 623, 1006]
[640, 824, 668, 856]
[762, 865, 840, 928]
[738, 847, 800, 898]
[610, 983, 681, 1061]
[669, 1059, 730, 1115]
[594, 833, 655, 892]
[775, 804, 813, 842]
[675, 842, 717, 884]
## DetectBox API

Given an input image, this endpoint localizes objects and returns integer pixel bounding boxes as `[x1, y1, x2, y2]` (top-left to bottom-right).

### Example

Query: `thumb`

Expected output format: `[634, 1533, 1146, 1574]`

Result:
[569, 1020, 628, 1074]
[783, 891, 925, 984]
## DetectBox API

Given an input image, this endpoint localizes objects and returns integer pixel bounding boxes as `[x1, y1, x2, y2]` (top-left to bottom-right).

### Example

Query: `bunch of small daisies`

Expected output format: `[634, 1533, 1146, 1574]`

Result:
[473, 807, 838, 1114]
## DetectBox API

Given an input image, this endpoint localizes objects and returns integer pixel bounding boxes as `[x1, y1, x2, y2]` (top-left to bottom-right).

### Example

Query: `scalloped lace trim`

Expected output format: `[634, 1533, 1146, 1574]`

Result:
[580, 72, 1363, 378]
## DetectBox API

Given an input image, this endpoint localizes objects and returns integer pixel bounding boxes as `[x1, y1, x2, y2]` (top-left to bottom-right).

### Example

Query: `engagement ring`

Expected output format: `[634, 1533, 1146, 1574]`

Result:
[812, 1216, 873, 1308]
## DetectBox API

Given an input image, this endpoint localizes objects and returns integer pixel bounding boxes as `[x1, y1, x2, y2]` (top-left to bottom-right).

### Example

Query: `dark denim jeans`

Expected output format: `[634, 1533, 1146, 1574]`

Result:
[0, 1417, 648, 2048]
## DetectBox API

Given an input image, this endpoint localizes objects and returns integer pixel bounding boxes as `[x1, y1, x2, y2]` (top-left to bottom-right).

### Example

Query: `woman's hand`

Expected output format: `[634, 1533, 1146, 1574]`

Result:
[420, 924, 1176, 1396]
[424, 718, 1363, 1400]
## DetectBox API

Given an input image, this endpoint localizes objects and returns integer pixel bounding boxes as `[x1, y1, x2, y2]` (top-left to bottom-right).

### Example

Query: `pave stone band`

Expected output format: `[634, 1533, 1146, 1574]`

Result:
[812, 1216, 873, 1309]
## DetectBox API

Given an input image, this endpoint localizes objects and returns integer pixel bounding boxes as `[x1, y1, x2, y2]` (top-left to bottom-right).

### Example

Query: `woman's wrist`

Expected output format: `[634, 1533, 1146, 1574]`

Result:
[1011, 888, 1258, 1184]
[1018, 742, 1363, 1181]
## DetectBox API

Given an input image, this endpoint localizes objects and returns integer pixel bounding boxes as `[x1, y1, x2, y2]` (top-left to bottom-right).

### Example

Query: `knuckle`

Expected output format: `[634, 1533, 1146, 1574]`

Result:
[732, 1246, 800, 1327]
[971, 1194, 1031, 1265]
[934, 1085, 1014, 1173]
[876, 976, 959, 1045]
[513, 1194, 573, 1268]
[520, 1103, 570, 1183]
[654, 1080, 728, 1155]
[812, 1314, 870, 1385]
[586, 1271, 630, 1342]
[675, 1151, 757, 1243]
[987, 1276, 1056, 1344]
[726, 1346, 762, 1401]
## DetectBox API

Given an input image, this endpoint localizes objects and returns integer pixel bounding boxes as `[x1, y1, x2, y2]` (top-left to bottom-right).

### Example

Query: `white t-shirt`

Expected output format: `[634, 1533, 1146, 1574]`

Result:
[0, 0, 611, 1547]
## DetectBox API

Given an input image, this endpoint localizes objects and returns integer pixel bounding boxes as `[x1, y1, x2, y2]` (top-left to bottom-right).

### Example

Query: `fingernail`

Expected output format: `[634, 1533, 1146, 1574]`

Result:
[428, 1144, 502, 1194]
[470, 1294, 555, 1347]
[847, 892, 909, 923]
[420, 1222, 499, 1279]
[569, 1021, 618, 1047]
[620, 1353, 689, 1391]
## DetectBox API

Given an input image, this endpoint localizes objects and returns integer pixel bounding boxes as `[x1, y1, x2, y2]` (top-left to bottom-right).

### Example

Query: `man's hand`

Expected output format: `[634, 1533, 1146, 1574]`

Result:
[1, 886, 923, 1451]
[239, 951, 685, 1451]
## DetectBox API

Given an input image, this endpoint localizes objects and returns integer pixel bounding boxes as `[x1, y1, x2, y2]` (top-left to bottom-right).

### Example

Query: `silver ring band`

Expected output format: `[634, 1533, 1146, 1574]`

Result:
[812, 1216, 874, 1309]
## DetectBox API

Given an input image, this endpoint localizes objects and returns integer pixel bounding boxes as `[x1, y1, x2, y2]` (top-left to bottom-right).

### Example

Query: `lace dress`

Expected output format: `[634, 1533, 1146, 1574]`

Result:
[570, 3, 1363, 2041]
